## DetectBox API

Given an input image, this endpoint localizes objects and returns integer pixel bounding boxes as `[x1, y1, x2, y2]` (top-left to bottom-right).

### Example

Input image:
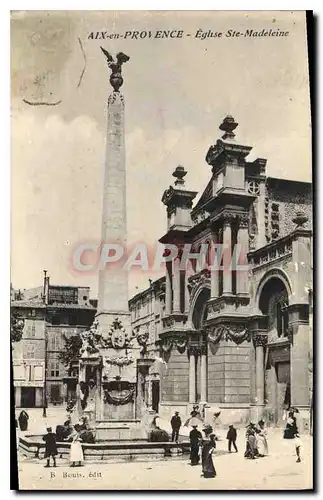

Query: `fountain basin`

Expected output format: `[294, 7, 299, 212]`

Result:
[19, 435, 190, 463]
[95, 419, 148, 441]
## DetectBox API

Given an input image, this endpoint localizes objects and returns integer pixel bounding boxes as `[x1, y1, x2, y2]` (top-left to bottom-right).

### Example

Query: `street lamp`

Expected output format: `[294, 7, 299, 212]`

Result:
[42, 332, 48, 418]
[42, 270, 48, 418]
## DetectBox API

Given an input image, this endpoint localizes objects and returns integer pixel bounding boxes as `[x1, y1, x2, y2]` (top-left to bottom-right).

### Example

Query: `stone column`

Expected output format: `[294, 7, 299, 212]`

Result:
[222, 219, 232, 294]
[165, 261, 172, 315]
[236, 216, 249, 295]
[290, 322, 310, 408]
[172, 257, 181, 313]
[291, 232, 312, 305]
[146, 378, 153, 409]
[75, 381, 81, 420]
[253, 334, 267, 405]
[210, 230, 219, 298]
[188, 345, 197, 404]
[95, 366, 102, 420]
[200, 345, 207, 402]
[184, 270, 190, 314]
[269, 364, 278, 422]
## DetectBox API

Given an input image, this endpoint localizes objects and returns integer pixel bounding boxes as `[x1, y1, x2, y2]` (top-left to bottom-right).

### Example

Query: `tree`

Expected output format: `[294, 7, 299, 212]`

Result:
[59, 334, 83, 374]
[11, 311, 24, 344]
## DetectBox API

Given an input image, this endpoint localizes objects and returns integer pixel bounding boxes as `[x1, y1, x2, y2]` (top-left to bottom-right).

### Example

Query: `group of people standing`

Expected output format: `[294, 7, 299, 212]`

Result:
[171, 406, 218, 479]
[170, 406, 272, 479]
[244, 420, 269, 459]
[40, 404, 302, 470]
[189, 424, 217, 478]
[42, 416, 87, 468]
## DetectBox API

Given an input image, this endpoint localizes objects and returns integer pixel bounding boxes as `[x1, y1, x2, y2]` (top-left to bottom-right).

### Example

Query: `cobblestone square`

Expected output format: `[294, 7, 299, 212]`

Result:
[15, 409, 313, 491]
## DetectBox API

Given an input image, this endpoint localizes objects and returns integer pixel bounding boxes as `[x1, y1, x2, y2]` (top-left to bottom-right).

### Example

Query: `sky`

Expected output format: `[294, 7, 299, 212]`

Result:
[11, 10, 312, 298]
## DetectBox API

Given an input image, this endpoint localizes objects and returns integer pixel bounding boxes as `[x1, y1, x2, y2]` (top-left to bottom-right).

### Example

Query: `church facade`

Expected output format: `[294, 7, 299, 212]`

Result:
[130, 116, 313, 430]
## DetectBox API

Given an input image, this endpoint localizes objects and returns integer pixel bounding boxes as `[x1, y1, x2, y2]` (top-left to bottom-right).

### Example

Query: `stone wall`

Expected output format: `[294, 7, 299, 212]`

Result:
[266, 179, 312, 240]
[207, 340, 251, 404]
[207, 343, 224, 403]
[223, 341, 251, 403]
[22, 339, 45, 359]
[161, 350, 189, 402]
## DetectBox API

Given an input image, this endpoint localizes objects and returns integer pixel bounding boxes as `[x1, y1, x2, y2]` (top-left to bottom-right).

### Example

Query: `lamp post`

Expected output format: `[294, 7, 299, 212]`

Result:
[42, 270, 48, 418]
[42, 333, 48, 418]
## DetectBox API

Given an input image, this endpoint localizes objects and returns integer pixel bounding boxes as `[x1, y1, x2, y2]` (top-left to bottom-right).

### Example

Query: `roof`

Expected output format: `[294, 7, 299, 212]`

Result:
[47, 303, 96, 310]
[49, 285, 90, 290]
[11, 301, 96, 310]
[266, 177, 312, 191]
[129, 276, 165, 305]
[11, 300, 46, 309]
[191, 178, 213, 214]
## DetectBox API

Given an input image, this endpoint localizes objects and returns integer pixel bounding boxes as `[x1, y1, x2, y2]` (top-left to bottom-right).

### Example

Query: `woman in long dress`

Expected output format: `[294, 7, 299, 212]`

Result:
[256, 420, 268, 457]
[69, 425, 84, 467]
[18, 410, 29, 431]
[189, 425, 202, 466]
[244, 423, 258, 459]
[201, 427, 216, 478]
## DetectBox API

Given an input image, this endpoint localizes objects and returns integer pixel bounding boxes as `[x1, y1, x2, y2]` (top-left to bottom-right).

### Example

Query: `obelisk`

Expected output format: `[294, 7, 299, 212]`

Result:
[97, 48, 131, 337]
[95, 49, 141, 424]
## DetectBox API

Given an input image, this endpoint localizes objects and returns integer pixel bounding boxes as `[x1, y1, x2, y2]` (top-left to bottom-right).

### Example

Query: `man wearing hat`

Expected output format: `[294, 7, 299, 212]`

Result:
[226, 424, 238, 453]
[170, 411, 182, 443]
[42, 427, 58, 468]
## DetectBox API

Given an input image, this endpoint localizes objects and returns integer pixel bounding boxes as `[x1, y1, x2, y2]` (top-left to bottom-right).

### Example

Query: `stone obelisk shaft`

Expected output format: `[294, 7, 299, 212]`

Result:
[97, 91, 129, 334]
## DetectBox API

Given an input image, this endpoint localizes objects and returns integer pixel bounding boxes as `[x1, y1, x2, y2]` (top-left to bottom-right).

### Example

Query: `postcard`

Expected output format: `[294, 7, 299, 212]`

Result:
[11, 10, 313, 491]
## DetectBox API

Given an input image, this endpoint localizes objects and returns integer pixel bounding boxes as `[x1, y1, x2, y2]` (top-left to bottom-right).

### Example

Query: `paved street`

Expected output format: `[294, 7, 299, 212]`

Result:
[15, 408, 313, 491]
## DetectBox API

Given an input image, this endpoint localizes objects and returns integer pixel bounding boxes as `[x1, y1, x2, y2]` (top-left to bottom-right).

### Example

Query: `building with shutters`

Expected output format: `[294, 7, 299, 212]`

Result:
[11, 282, 96, 408]
[12, 301, 47, 408]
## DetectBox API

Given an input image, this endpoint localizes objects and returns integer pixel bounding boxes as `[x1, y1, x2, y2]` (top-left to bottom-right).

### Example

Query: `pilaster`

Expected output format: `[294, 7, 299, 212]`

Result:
[222, 217, 233, 295]
[210, 228, 219, 299]
[252, 332, 268, 406]
[236, 214, 249, 296]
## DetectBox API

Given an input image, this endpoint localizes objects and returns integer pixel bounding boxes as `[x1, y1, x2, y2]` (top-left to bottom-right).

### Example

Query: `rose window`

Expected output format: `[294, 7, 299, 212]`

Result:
[247, 181, 260, 196]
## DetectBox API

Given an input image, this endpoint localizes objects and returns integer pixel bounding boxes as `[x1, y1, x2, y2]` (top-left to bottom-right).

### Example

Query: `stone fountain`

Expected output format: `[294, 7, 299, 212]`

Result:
[18, 49, 190, 462]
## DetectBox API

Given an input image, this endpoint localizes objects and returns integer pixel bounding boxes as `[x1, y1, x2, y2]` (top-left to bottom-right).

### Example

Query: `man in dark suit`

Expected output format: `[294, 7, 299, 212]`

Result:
[170, 411, 182, 443]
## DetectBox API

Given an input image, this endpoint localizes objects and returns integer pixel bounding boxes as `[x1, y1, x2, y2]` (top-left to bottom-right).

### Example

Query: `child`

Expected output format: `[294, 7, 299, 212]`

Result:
[226, 424, 238, 453]
[42, 427, 58, 468]
[294, 433, 302, 463]
[283, 413, 301, 462]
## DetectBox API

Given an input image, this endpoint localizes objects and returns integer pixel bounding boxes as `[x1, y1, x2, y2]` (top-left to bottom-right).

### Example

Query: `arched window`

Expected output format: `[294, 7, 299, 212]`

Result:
[259, 277, 290, 339]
